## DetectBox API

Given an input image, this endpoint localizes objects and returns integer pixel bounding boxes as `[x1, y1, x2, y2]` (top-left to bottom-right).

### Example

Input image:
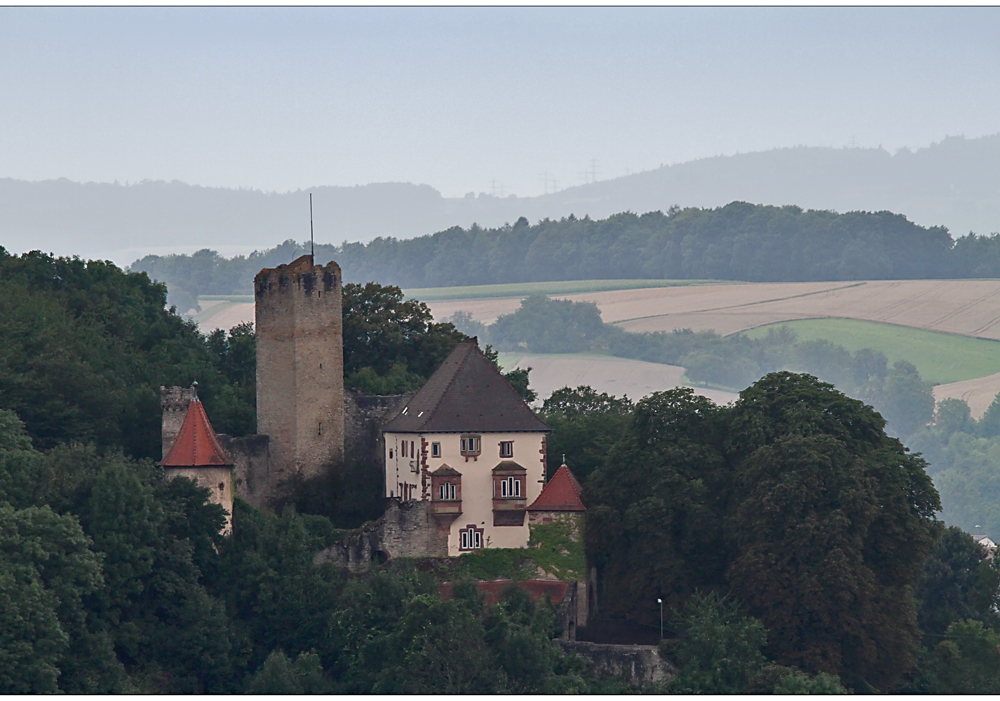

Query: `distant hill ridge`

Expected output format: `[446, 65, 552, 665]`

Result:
[2, 133, 999, 264]
[129, 201, 1000, 313]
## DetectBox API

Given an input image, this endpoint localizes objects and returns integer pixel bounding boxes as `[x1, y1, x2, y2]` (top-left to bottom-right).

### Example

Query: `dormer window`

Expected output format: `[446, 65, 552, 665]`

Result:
[461, 435, 481, 457]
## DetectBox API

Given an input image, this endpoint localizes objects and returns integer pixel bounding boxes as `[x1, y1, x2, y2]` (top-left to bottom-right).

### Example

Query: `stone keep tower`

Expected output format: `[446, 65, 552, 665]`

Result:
[255, 254, 344, 480]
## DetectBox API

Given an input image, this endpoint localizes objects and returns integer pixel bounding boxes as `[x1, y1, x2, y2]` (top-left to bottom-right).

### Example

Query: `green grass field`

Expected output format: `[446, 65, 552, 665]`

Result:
[403, 278, 730, 301]
[743, 318, 1000, 385]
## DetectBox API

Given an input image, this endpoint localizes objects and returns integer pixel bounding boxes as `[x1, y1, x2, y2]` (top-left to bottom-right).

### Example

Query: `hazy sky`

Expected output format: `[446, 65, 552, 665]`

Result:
[2, 7, 999, 198]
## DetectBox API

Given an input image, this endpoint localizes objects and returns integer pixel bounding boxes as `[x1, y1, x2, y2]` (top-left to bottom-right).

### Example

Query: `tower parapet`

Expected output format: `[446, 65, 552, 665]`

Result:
[160, 385, 197, 458]
[254, 254, 344, 482]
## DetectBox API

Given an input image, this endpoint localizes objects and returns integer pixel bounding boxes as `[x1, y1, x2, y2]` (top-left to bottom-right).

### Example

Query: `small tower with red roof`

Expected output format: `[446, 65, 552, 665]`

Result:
[527, 458, 588, 627]
[158, 383, 235, 534]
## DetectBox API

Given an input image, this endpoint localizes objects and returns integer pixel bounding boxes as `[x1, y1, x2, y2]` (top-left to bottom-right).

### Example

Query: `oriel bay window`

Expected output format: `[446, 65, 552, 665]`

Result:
[429, 465, 462, 524]
[492, 461, 527, 526]
[460, 434, 481, 459]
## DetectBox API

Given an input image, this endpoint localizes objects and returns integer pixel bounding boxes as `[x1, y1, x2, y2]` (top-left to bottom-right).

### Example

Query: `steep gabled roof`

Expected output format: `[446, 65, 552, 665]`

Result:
[527, 463, 585, 512]
[159, 399, 234, 468]
[383, 340, 551, 434]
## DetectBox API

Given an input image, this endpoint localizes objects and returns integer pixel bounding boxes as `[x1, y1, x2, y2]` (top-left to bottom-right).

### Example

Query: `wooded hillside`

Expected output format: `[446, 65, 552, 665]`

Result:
[130, 201, 1000, 305]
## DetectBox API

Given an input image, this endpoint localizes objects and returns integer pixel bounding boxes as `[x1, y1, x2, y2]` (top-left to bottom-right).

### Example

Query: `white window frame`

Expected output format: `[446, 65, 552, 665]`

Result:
[500, 441, 513, 458]
[432, 442, 441, 458]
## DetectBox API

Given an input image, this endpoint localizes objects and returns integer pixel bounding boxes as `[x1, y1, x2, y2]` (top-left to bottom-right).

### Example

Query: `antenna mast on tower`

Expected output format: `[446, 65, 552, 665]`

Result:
[309, 193, 315, 263]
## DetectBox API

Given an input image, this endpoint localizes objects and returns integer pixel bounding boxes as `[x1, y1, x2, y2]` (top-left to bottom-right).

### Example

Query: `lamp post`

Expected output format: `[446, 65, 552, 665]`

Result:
[657, 598, 663, 640]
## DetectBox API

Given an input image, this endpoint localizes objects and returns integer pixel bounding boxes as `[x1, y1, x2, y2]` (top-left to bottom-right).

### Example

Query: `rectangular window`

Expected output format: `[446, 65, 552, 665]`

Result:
[460, 525, 483, 551]
[501, 479, 508, 498]
[432, 442, 441, 458]
[439, 483, 455, 500]
[401, 442, 407, 458]
[500, 441, 513, 458]
[410, 441, 415, 458]
[389, 449, 393, 459]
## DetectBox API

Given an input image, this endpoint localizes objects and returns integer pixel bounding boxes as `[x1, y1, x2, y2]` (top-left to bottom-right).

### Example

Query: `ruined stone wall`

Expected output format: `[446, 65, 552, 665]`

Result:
[217, 434, 276, 507]
[313, 500, 448, 574]
[343, 389, 412, 470]
[559, 641, 674, 687]
[255, 256, 344, 481]
[160, 385, 196, 458]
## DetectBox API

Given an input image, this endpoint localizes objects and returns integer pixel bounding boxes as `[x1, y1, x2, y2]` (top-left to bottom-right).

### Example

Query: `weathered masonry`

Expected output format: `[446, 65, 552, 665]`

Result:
[255, 254, 344, 480]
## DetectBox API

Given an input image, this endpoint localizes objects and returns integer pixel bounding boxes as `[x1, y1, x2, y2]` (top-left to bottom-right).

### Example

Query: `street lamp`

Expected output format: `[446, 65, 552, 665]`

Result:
[657, 598, 663, 640]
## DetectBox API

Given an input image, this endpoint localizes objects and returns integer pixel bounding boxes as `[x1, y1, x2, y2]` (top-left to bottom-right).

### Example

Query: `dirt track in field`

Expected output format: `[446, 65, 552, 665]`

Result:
[427, 280, 1000, 341]
[933, 373, 1000, 419]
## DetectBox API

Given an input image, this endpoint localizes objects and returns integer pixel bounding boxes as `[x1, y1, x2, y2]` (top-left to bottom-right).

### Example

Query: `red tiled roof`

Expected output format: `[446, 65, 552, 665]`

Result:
[440, 579, 571, 606]
[158, 399, 234, 468]
[527, 463, 585, 512]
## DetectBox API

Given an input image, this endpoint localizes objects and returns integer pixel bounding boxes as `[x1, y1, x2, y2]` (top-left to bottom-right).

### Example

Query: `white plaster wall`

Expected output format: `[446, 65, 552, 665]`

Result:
[384, 431, 547, 555]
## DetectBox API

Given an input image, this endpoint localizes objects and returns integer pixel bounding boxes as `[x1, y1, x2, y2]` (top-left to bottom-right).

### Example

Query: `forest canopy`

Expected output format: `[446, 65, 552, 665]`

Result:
[128, 201, 998, 300]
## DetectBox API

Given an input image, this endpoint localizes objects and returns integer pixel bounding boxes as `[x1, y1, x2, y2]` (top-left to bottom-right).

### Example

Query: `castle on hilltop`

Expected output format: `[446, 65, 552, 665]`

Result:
[158, 254, 586, 571]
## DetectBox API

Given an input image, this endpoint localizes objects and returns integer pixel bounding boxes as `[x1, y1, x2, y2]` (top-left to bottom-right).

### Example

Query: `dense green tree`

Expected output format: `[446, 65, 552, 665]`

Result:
[664, 592, 768, 694]
[0, 249, 255, 458]
[725, 372, 940, 690]
[214, 501, 343, 676]
[244, 650, 332, 694]
[540, 386, 633, 481]
[914, 524, 1000, 638]
[342, 282, 466, 394]
[925, 619, 1000, 693]
[489, 295, 605, 353]
[0, 505, 111, 693]
[586, 388, 729, 624]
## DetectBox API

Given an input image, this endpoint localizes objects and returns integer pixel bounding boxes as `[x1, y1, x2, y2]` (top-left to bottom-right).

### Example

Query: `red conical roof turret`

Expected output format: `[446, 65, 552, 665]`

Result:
[527, 462, 585, 512]
[158, 393, 234, 468]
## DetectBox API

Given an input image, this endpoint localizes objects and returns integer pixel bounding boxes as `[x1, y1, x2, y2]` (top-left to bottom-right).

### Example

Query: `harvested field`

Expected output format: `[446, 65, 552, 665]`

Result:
[427, 280, 1000, 342]
[405, 278, 726, 301]
[497, 352, 739, 407]
[934, 373, 1000, 420]
[197, 302, 254, 332]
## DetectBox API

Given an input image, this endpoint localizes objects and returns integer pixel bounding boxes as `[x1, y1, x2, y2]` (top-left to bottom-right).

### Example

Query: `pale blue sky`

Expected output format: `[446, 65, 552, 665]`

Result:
[2, 7, 999, 197]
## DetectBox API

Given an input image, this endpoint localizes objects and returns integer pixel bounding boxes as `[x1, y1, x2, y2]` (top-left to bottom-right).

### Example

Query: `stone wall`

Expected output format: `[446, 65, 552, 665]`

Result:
[343, 389, 412, 470]
[218, 434, 275, 506]
[313, 500, 448, 573]
[559, 641, 675, 687]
